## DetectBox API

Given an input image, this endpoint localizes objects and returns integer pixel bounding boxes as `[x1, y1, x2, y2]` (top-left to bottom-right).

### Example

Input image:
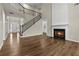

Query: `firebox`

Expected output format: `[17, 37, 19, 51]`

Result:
[54, 29, 65, 40]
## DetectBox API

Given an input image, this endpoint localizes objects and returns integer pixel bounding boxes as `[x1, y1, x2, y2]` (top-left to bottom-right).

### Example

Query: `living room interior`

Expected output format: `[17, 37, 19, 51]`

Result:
[0, 3, 79, 56]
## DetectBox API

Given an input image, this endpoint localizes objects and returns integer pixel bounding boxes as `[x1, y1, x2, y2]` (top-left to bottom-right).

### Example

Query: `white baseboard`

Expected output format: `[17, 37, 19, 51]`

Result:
[66, 39, 79, 43]
[20, 33, 43, 38]
[47, 36, 79, 43]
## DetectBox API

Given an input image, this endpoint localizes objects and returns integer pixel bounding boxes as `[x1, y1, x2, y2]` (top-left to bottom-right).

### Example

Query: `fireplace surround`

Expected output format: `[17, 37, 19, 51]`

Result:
[54, 29, 65, 40]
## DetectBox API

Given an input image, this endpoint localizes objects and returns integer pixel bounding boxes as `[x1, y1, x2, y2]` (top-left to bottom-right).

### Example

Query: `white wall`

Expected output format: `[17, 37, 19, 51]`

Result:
[0, 4, 4, 49]
[8, 16, 22, 33]
[52, 3, 69, 25]
[23, 19, 42, 37]
[3, 9, 9, 40]
[41, 4, 52, 37]
[52, 4, 69, 39]
[68, 4, 79, 42]
[52, 3, 79, 42]
[22, 4, 41, 26]
[21, 4, 43, 37]
[5, 16, 8, 40]
[23, 14, 34, 25]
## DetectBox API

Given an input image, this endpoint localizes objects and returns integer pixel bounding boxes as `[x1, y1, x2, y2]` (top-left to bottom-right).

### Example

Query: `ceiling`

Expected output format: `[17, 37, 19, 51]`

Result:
[2, 3, 42, 18]
[2, 3, 24, 17]
[27, 3, 42, 10]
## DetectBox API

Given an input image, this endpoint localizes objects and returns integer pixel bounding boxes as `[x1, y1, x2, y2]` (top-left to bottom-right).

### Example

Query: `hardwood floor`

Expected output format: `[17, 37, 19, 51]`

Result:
[0, 33, 79, 56]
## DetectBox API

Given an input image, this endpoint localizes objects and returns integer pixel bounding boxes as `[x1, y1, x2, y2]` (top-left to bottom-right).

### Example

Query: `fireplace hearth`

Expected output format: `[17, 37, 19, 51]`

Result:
[54, 29, 65, 40]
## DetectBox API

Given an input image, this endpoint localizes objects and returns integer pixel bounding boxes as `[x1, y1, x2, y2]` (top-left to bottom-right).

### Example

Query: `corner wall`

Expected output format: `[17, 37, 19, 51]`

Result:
[0, 4, 4, 49]
[41, 4, 52, 37]
[68, 4, 79, 42]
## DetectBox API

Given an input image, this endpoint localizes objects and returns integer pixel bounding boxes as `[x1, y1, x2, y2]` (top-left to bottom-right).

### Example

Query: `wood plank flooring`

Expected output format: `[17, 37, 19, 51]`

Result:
[0, 33, 79, 56]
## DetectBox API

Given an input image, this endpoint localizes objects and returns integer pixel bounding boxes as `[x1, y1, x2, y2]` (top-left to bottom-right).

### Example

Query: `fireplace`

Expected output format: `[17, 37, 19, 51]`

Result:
[54, 29, 65, 40]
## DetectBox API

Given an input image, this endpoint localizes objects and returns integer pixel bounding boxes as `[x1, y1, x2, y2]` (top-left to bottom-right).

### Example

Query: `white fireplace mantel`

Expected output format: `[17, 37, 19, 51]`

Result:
[52, 24, 69, 40]
[52, 24, 69, 27]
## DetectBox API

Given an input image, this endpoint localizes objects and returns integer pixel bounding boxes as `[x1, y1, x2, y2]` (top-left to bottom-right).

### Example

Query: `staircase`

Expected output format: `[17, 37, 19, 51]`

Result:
[19, 4, 41, 36]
